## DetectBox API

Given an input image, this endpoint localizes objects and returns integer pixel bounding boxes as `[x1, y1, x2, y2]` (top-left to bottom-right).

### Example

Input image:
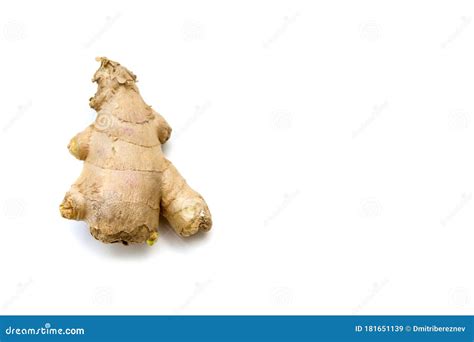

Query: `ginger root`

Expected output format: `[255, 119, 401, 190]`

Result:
[60, 57, 212, 245]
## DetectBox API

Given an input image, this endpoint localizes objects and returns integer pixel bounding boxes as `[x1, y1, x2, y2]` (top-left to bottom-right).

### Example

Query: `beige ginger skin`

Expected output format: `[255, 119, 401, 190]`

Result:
[60, 57, 212, 245]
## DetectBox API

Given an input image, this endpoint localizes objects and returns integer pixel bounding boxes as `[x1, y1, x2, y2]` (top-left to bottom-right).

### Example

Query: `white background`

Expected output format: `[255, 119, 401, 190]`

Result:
[0, 0, 473, 315]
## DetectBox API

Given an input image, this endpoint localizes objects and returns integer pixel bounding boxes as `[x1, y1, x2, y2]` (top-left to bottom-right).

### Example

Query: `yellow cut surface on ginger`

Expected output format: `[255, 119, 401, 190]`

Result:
[60, 57, 212, 245]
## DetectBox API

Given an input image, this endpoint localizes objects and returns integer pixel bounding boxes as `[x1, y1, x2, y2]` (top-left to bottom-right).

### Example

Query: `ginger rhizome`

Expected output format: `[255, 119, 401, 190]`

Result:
[60, 57, 212, 245]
